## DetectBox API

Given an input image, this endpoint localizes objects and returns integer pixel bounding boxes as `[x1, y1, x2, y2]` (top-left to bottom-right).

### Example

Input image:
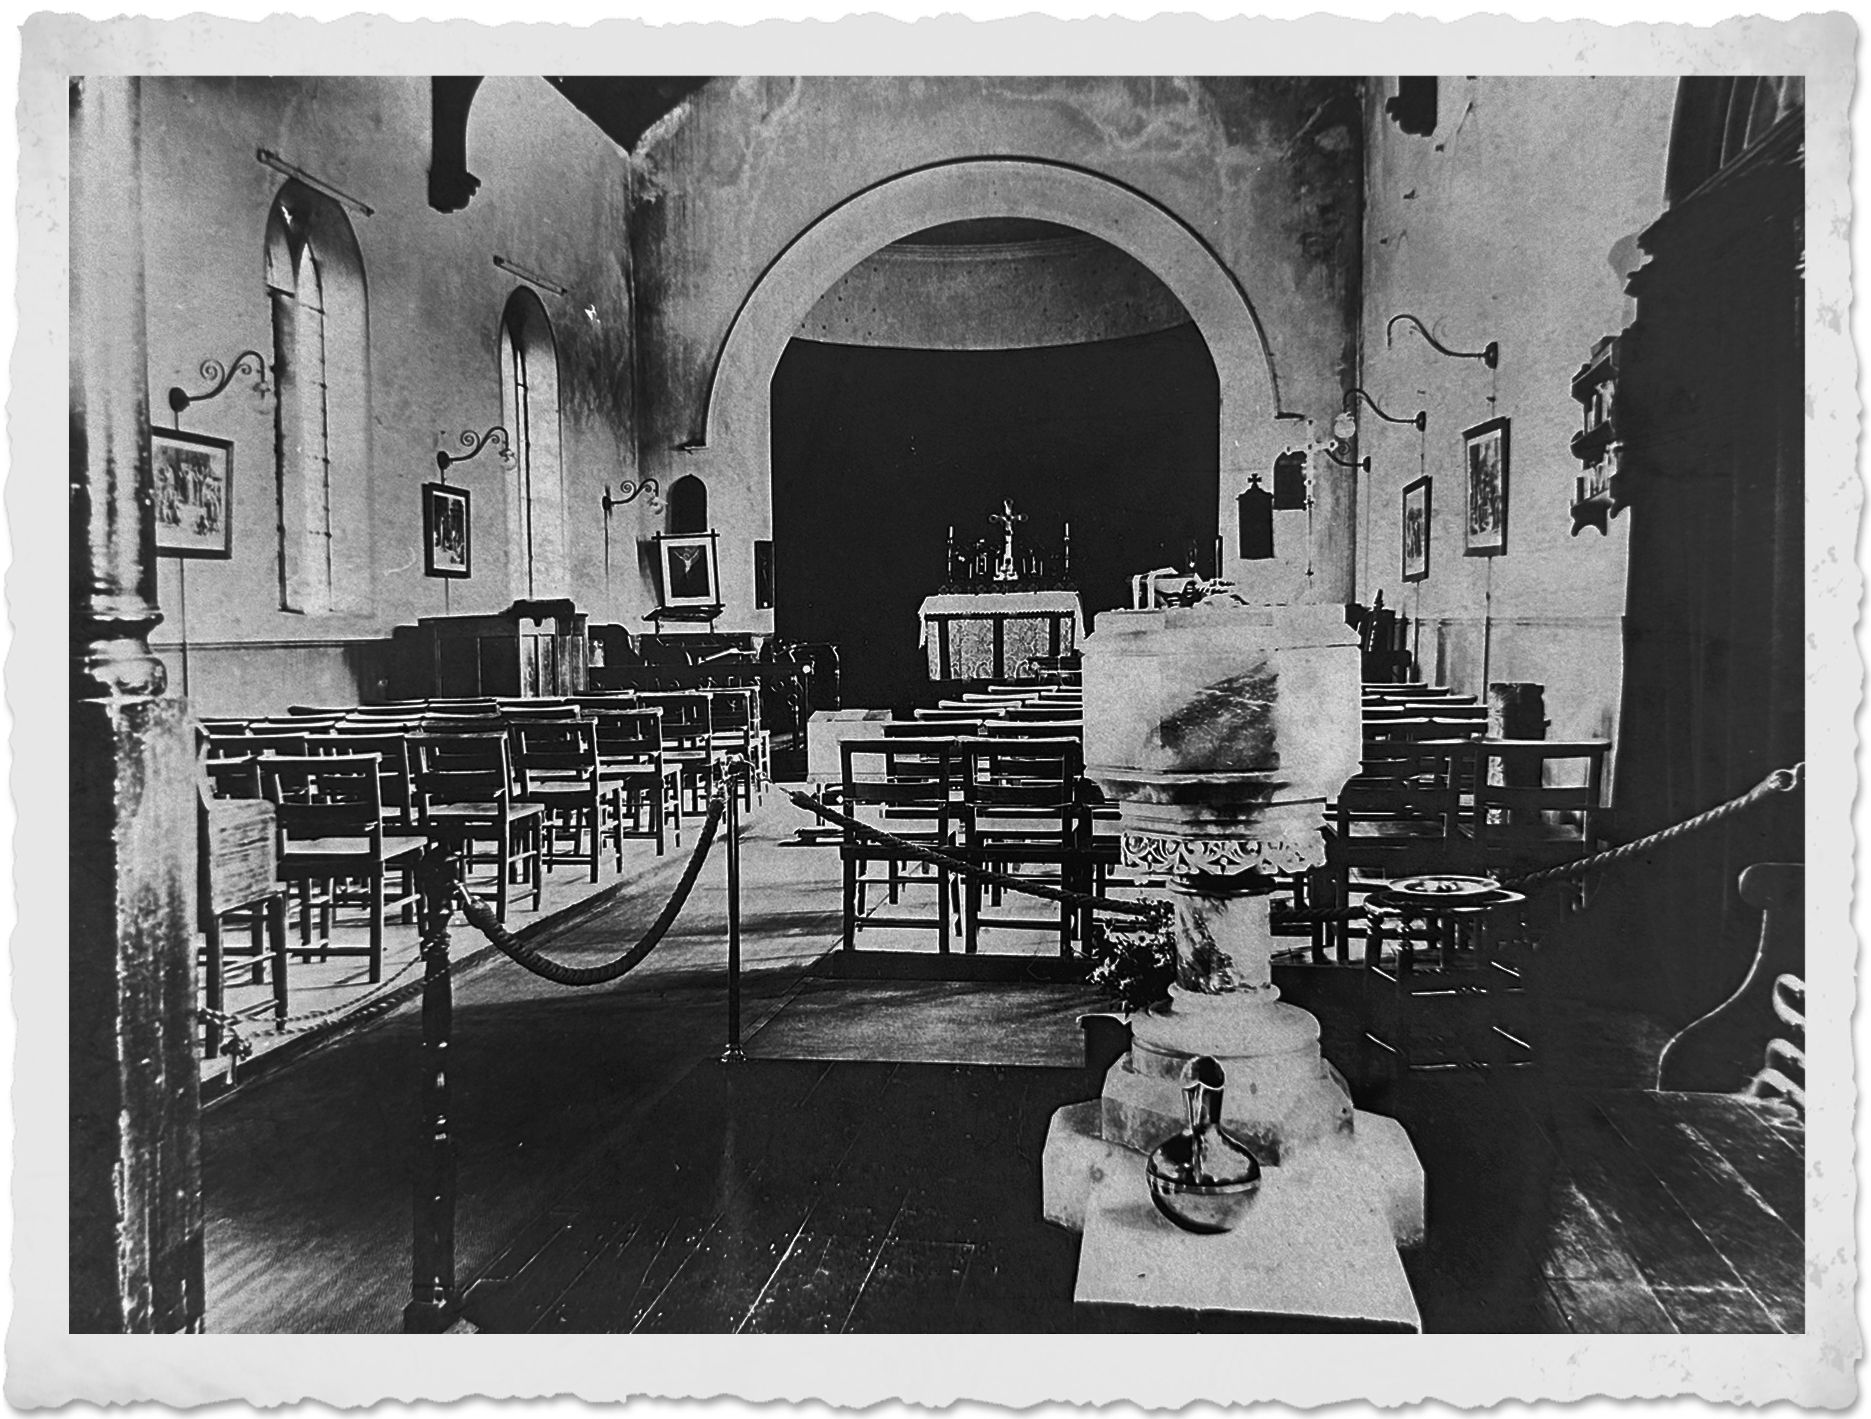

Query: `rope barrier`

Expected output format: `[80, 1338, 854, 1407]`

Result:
[782, 786, 1164, 920]
[1267, 761, 1804, 925]
[453, 787, 727, 986]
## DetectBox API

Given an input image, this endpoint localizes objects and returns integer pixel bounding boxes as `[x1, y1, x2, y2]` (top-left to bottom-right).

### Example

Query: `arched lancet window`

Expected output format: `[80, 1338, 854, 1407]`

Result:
[499, 289, 567, 600]
[667, 474, 709, 533]
[265, 181, 370, 614]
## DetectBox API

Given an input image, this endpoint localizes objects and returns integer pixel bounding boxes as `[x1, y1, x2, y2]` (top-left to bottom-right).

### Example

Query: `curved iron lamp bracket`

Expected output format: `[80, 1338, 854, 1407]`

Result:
[435, 425, 511, 477]
[1386, 313, 1499, 369]
[1345, 387, 1427, 433]
[1322, 446, 1371, 472]
[602, 479, 663, 515]
[168, 350, 272, 428]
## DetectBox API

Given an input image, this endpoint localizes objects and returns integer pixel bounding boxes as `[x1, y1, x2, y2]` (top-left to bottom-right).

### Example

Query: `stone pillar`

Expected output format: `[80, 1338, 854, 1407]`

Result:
[69, 75, 203, 1333]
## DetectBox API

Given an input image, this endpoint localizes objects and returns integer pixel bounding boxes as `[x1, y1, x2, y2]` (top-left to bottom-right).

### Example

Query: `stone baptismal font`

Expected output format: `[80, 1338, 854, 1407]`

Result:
[1042, 599, 1426, 1329]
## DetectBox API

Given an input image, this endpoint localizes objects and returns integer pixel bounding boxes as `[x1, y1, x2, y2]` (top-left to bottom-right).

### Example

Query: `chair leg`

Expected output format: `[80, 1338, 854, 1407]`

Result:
[203, 915, 224, 1060]
[268, 894, 289, 1030]
[369, 872, 385, 984]
[530, 818, 544, 909]
[495, 828, 510, 923]
[939, 867, 951, 954]
[842, 856, 858, 949]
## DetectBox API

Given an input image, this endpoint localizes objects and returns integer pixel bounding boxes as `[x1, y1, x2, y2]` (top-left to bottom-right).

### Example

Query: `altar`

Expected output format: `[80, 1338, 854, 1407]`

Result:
[917, 589, 1086, 682]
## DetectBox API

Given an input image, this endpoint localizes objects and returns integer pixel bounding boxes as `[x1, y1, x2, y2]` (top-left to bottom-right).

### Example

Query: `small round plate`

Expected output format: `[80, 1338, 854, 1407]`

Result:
[1385, 874, 1501, 902]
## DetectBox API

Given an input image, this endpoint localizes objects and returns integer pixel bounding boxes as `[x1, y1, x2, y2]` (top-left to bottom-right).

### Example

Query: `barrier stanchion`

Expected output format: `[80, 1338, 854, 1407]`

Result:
[723, 759, 746, 1064]
[404, 844, 459, 1333]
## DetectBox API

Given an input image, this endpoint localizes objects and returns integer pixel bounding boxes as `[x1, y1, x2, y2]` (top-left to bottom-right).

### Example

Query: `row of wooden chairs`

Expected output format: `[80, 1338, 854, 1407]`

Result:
[1314, 736, 1613, 963]
[837, 737, 1116, 956]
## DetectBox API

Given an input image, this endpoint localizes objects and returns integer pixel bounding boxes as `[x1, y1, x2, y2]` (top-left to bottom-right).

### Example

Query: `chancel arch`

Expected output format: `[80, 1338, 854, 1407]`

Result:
[684, 158, 1316, 624]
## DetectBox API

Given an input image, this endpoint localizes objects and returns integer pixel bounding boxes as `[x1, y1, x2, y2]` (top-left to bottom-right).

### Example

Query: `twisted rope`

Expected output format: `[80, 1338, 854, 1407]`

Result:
[783, 787, 1163, 919]
[453, 787, 726, 986]
[1268, 762, 1804, 924]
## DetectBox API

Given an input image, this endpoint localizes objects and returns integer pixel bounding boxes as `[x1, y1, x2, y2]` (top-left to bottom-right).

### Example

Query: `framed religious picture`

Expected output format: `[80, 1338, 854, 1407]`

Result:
[1463, 416, 1510, 556]
[1401, 475, 1431, 582]
[422, 482, 472, 578]
[658, 530, 721, 608]
[151, 427, 233, 558]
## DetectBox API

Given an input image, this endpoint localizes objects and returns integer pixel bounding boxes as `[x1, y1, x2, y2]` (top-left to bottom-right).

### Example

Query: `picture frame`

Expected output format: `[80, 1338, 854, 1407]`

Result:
[151, 427, 233, 558]
[1463, 416, 1510, 556]
[657, 530, 721, 608]
[1401, 475, 1431, 582]
[422, 482, 472, 578]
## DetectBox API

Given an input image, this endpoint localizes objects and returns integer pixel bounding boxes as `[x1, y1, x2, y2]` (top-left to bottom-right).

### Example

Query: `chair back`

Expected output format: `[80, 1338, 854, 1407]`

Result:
[421, 712, 507, 735]
[258, 754, 388, 845]
[590, 707, 667, 763]
[203, 752, 263, 800]
[509, 719, 601, 792]
[1467, 739, 1611, 848]
[964, 737, 1081, 813]
[406, 732, 517, 815]
[308, 731, 412, 822]
[204, 731, 307, 759]
[350, 701, 431, 718]
[842, 740, 960, 837]
[978, 717, 1083, 741]
[637, 691, 713, 744]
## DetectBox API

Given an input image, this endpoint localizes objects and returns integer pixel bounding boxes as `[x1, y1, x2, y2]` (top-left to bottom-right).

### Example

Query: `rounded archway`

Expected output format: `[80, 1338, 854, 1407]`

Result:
[676, 158, 1308, 624]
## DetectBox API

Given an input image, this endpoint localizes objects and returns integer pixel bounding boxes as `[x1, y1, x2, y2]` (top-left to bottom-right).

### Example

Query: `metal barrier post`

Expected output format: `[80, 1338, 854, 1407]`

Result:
[405, 845, 459, 1332]
[722, 760, 746, 1064]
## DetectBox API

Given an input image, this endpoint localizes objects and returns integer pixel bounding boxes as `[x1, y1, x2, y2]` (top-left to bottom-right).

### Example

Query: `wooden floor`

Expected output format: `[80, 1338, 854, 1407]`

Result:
[199, 791, 1804, 1334]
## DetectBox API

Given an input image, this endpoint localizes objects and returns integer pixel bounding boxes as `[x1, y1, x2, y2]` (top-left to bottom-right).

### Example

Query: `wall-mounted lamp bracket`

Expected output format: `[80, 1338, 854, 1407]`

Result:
[1386, 313, 1499, 369]
[1322, 446, 1372, 471]
[603, 479, 663, 516]
[1345, 387, 1428, 433]
[435, 425, 511, 478]
[167, 350, 272, 430]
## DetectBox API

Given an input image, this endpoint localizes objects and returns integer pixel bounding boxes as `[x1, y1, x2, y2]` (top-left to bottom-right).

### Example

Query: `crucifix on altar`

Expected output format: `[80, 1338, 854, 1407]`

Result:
[989, 499, 1026, 582]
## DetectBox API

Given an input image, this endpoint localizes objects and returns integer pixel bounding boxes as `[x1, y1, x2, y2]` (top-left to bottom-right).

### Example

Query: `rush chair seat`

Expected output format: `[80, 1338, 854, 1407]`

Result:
[258, 754, 424, 985]
[955, 736, 1084, 956]
[196, 755, 288, 1058]
[840, 739, 963, 953]
[590, 707, 683, 855]
[406, 732, 544, 922]
[510, 718, 624, 883]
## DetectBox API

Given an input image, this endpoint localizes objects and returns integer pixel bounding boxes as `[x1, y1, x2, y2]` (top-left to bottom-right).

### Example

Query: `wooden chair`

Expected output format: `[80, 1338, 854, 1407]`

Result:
[706, 687, 767, 806]
[840, 740, 962, 952]
[636, 691, 719, 813]
[956, 737, 1083, 955]
[1460, 739, 1612, 876]
[590, 707, 683, 855]
[307, 730, 414, 829]
[258, 755, 425, 984]
[406, 733, 544, 922]
[196, 757, 287, 1057]
[510, 719, 623, 883]
[205, 730, 308, 759]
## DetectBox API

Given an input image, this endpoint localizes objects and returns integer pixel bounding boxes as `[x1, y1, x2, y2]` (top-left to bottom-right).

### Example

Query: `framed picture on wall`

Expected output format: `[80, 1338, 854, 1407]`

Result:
[422, 482, 472, 578]
[1463, 416, 1510, 556]
[1401, 475, 1431, 582]
[658, 531, 721, 608]
[151, 428, 233, 558]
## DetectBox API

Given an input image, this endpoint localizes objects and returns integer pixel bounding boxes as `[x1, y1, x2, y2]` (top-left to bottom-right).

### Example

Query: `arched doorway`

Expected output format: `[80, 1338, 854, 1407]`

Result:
[682, 158, 1297, 669]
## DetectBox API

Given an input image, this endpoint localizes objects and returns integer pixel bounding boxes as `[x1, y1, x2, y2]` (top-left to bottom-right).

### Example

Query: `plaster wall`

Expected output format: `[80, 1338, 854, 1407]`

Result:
[137, 76, 640, 714]
[797, 234, 1190, 351]
[629, 77, 1363, 627]
[1358, 76, 1676, 745]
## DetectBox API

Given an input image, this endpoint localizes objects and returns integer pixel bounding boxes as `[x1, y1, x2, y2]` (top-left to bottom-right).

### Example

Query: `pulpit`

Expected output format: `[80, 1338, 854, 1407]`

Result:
[388, 601, 589, 700]
[917, 589, 1086, 682]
